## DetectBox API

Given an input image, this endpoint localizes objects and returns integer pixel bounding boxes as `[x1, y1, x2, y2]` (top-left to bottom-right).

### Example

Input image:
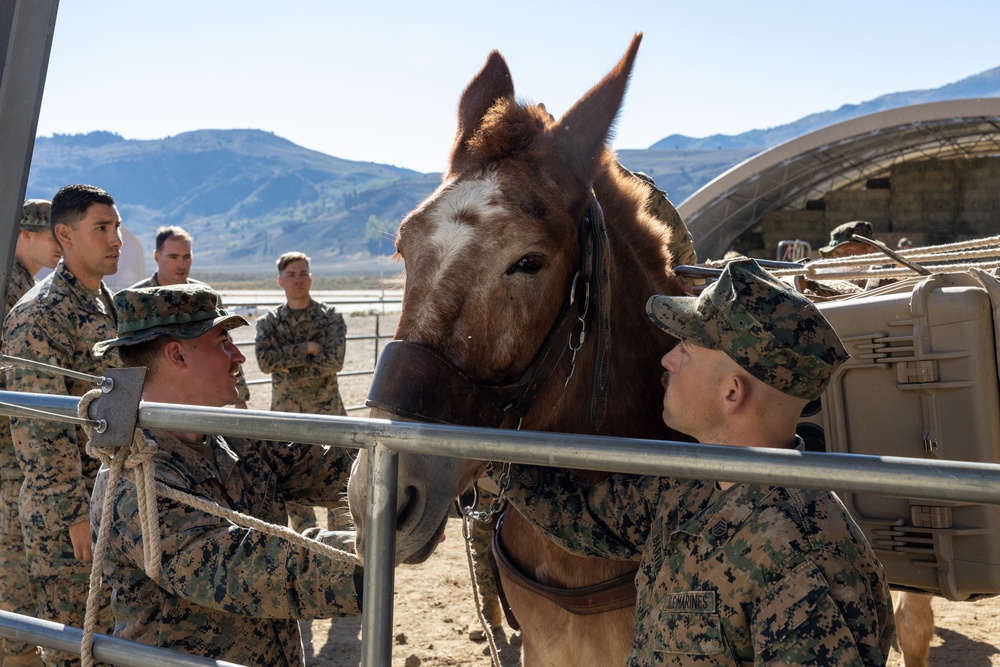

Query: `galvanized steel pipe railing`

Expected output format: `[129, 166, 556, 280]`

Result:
[5, 389, 1000, 667]
[4, 389, 1000, 507]
[0, 611, 242, 667]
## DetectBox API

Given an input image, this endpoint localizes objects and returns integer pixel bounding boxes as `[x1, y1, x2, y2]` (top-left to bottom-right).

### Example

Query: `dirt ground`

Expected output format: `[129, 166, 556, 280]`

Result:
[243, 311, 1000, 667]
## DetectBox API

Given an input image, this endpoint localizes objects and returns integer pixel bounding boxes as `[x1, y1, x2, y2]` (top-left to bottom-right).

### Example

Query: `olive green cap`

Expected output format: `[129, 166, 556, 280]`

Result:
[818, 220, 883, 257]
[93, 284, 248, 358]
[646, 259, 848, 400]
[20, 199, 51, 231]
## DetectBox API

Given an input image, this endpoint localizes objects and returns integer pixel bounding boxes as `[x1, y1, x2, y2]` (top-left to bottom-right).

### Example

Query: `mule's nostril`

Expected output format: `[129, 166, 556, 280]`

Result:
[396, 486, 418, 528]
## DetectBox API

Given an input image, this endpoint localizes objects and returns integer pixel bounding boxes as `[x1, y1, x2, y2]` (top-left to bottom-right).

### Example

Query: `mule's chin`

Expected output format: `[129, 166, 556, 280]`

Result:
[402, 514, 449, 565]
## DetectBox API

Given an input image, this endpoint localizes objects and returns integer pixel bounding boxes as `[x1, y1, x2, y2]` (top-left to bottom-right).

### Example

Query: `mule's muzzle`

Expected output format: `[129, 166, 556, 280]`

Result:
[366, 340, 509, 428]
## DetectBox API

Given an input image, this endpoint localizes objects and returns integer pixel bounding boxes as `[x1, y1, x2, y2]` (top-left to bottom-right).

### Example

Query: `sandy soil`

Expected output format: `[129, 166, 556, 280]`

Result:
[242, 311, 1000, 667]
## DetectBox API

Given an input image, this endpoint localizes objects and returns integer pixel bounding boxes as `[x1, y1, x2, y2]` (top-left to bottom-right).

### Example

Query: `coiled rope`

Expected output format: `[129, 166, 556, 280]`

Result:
[709, 235, 1000, 284]
[76, 388, 360, 667]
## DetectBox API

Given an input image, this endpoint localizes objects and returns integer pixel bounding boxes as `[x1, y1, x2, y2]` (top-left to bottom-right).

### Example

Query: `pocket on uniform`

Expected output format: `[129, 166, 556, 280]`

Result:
[750, 560, 829, 653]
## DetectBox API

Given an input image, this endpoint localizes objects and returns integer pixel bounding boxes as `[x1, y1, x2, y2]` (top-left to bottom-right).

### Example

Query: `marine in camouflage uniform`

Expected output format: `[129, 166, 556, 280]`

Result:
[496, 260, 894, 666]
[4, 185, 124, 667]
[0, 200, 61, 667]
[4, 270, 118, 663]
[90, 284, 361, 666]
[255, 252, 350, 531]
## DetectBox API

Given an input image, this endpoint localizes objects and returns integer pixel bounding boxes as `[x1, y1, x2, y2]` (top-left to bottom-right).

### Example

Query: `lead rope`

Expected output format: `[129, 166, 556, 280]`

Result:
[76, 388, 361, 667]
[460, 462, 512, 667]
[462, 512, 502, 667]
[79, 388, 157, 667]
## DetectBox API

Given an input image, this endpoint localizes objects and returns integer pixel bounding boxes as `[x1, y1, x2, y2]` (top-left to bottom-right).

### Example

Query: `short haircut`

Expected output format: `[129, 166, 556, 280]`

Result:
[155, 226, 193, 253]
[277, 251, 310, 273]
[118, 337, 171, 382]
[50, 184, 115, 232]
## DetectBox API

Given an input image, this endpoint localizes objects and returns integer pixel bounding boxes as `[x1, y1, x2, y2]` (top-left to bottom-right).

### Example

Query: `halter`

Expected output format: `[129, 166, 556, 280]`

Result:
[366, 192, 612, 432]
[366, 192, 637, 626]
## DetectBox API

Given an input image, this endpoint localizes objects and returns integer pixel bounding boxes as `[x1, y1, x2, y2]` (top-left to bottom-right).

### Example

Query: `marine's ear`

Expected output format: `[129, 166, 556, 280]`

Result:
[164, 340, 185, 366]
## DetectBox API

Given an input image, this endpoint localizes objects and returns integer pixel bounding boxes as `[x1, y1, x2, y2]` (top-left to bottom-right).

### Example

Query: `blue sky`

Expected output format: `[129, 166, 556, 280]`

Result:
[36, 0, 1000, 174]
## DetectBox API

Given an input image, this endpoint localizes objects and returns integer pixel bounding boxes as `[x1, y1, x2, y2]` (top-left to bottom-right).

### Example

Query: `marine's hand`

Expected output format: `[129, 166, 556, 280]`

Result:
[306, 341, 322, 355]
[68, 519, 93, 561]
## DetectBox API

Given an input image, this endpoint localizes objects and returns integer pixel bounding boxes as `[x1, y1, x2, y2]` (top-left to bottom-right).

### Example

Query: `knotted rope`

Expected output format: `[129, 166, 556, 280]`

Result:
[76, 389, 360, 667]
[462, 513, 502, 667]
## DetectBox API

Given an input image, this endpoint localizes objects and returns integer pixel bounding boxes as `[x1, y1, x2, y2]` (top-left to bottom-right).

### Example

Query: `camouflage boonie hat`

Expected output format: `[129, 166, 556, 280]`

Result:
[93, 284, 248, 357]
[20, 199, 51, 231]
[818, 220, 882, 257]
[646, 259, 848, 400]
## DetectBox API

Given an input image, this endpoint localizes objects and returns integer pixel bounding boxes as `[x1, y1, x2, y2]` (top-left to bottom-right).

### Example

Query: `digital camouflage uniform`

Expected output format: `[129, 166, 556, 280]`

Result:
[3, 262, 117, 667]
[91, 430, 361, 666]
[632, 171, 697, 267]
[499, 260, 895, 665]
[126, 272, 251, 404]
[0, 256, 43, 664]
[503, 468, 894, 666]
[255, 300, 350, 530]
[255, 300, 347, 416]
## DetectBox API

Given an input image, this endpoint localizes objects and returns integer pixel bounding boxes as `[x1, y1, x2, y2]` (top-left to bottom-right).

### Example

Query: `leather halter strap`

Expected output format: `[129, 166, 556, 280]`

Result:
[366, 193, 612, 430]
[487, 510, 637, 628]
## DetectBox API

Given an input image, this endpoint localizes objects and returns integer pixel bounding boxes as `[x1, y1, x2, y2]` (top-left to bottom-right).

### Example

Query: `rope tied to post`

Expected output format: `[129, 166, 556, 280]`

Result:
[75, 387, 362, 667]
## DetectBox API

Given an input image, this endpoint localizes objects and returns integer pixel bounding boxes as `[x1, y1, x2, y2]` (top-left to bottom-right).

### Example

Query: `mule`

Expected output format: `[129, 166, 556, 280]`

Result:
[893, 591, 934, 665]
[347, 34, 693, 666]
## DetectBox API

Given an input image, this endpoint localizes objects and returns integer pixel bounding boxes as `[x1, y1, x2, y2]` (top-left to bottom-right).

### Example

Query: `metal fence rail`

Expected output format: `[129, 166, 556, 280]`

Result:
[3, 389, 1000, 664]
[0, 611, 241, 667]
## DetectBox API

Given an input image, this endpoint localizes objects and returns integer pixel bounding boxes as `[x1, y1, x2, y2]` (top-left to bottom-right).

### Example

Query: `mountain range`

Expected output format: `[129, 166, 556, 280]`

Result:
[26, 66, 1000, 273]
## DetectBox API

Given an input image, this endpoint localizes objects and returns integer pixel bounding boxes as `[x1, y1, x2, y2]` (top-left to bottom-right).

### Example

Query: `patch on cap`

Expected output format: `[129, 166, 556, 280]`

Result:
[93, 284, 248, 357]
[646, 259, 848, 400]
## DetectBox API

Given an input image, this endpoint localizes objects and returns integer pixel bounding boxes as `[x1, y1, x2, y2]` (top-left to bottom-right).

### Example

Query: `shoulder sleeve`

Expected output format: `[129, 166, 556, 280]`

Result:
[499, 464, 670, 560]
[312, 308, 346, 373]
[103, 467, 360, 619]
[751, 557, 892, 666]
[4, 301, 89, 531]
[254, 310, 309, 373]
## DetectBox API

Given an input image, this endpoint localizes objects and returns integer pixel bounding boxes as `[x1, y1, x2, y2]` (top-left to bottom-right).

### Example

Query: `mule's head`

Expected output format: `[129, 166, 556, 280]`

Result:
[348, 35, 647, 564]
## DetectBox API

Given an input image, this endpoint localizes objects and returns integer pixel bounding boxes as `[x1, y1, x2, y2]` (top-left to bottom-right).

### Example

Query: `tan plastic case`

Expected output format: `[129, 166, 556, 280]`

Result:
[799, 271, 1000, 600]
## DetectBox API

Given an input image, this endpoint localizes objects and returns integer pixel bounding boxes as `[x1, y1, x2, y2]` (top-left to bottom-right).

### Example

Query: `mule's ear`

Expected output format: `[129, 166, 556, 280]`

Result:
[553, 33, 642, 183]
[449, 51, 515, 171]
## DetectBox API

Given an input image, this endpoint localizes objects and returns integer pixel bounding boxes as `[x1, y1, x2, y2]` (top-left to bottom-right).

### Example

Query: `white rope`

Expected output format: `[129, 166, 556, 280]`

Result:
[747, 235, 1000, 283]
[462, 514, 501, 667]
[76, 389, 360, 666]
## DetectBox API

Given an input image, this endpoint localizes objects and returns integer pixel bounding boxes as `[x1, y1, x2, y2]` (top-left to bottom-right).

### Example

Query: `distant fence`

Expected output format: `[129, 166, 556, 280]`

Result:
[222, 290, 402, 412]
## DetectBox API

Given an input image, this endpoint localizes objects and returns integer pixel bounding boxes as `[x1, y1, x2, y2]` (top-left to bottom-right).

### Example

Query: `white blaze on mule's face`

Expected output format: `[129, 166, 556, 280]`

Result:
[408, 174, 508, 336]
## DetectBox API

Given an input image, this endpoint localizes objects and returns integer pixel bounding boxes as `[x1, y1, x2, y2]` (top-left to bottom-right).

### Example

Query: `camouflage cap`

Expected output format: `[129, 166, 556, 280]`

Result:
[20, 199, 51, 231]
[93, 284, 248, 357]
[818, 220, 882, 256]
[646, 258, 848, 400]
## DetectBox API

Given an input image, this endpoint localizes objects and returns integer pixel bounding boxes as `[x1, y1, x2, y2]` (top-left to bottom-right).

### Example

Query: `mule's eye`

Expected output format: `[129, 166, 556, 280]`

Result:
[506, 255, 543, 276]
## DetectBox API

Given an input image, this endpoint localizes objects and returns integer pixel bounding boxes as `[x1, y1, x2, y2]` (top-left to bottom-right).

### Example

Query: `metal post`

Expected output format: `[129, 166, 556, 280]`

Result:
[0, 0, 59, 316]
[373, 312, 380, 367]
[360, 441, 397, 667]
